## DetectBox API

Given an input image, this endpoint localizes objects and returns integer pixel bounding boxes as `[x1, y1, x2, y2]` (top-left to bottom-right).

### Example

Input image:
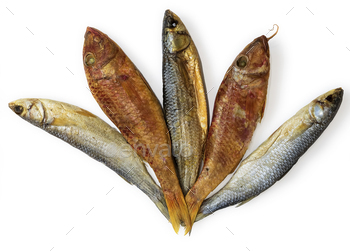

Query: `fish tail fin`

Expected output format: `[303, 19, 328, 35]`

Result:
[185, 193, 203, 232]
[154, 198, 170, 221]
[165, 191, 192, 235]
[189, 202, 202, 226]
[194, 211, 207, 222]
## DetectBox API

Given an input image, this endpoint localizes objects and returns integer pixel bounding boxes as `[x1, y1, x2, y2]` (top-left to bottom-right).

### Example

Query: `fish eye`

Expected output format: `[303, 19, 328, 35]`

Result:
[167, 17, 178, 28]
[236, 56, 248, 68]
[85, 53, 95, 66]
[325, 94, 334, 103]
[14, 105, 23, 114]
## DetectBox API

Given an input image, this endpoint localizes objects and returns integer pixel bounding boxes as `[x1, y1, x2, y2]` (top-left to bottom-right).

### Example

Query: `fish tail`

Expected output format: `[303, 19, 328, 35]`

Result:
[194, 198, 215, 222]
[154, 200, 170, 221]
[164, 190, 192, 234]
[194, 212, 207, 222]
[185, 193, 203, 230]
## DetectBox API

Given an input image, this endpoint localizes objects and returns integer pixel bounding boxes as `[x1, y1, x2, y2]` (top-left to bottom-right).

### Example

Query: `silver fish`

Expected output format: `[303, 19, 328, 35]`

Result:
[162, 10, 209, 194]
[9, 98, 169, 220]
[196, 88, 343, 221]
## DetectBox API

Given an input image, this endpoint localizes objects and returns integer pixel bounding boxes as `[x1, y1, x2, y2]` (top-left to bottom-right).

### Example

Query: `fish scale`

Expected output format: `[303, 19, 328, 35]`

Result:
[196, 88, 343, 221]
[8, 98, 170, 221]
[90, 80, 159, 158]
[83, 27, 191, 234]
[162, 10, 208, 195]
[163, 54, 202, 190]
[185, 33, 272, 224]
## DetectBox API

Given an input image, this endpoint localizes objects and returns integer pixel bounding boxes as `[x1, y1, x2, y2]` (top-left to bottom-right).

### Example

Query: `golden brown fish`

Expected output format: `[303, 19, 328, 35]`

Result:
[162, 10, 209, 194]
[186, 26, 279, 225]
[83, 27, 191, 234]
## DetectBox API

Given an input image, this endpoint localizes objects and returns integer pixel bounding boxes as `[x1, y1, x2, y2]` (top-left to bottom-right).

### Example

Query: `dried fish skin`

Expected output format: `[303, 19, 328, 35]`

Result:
[83, 27, 191, 233]
[162, 10, 209, 194]
[197, 88, 343, 221]
[186, 32, 274, 225]
[8, 98, 169, 220]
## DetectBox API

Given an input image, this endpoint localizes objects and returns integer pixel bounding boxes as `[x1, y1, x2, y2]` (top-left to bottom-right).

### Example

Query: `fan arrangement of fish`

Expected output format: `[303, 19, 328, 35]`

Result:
[9, 10, 343, 235]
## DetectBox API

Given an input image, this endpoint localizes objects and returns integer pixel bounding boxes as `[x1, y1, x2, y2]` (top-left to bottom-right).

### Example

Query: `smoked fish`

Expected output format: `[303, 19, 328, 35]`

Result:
[162, 10, 209, 194]
[8, 98, 169, 220]
[186, 26, 279, 224]
[196, 88, 343, 221]
[83, 27, 191, 233]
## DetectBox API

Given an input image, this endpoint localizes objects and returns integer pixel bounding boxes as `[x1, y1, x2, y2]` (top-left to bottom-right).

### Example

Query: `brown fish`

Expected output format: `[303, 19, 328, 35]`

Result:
[186, 26, 279, 225]
[83, 27, 191, 234]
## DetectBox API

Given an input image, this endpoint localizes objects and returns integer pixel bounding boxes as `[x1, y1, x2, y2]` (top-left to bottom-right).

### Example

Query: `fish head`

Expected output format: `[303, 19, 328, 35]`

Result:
[162, 10, 191, 54]
[9, 99, 47, 127]
[309, 88, 343, 124]
[232, 35, 270, 77]
[83, 27, 118, 81]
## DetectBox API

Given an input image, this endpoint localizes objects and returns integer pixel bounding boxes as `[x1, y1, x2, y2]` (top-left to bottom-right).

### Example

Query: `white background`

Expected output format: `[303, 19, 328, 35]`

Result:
[1, 1, 349, 250]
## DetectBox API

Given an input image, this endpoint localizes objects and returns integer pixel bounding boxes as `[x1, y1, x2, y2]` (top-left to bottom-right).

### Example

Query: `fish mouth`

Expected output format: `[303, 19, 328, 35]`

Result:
[8, 102, 15, 111]
[164, 9, 176, 21]
[333, 87, 344, 98]
[254, 35, 269, 54]
[83, 27, 118, 71]
[84, 27, 104, 51]
[241, 35, 270, 60]
[85, 27, 104, 40]
[9, 101, 25, 116]
[325, 88, 343, 104]
[163, 9, 179, 32]
[260, 35, 269, 52]
[84, 27, 112, 47]
[164, 9, 173, 17]
[316, 88, 343, 117]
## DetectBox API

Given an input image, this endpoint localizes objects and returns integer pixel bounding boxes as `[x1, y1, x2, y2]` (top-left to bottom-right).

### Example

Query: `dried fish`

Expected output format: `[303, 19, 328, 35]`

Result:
[83, 27, 191, 233]
[197, 88, 343, 221]
[8, 98, 169, 220]
[186, 26, 279, 224]
[162, 10, 208, 194]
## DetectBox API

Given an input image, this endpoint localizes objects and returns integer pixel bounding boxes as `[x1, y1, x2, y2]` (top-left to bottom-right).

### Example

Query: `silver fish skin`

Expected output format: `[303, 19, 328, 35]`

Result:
[196, 88, 343, 221]
[162, 10, 209, 194]
[9, 98, 169, 220]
